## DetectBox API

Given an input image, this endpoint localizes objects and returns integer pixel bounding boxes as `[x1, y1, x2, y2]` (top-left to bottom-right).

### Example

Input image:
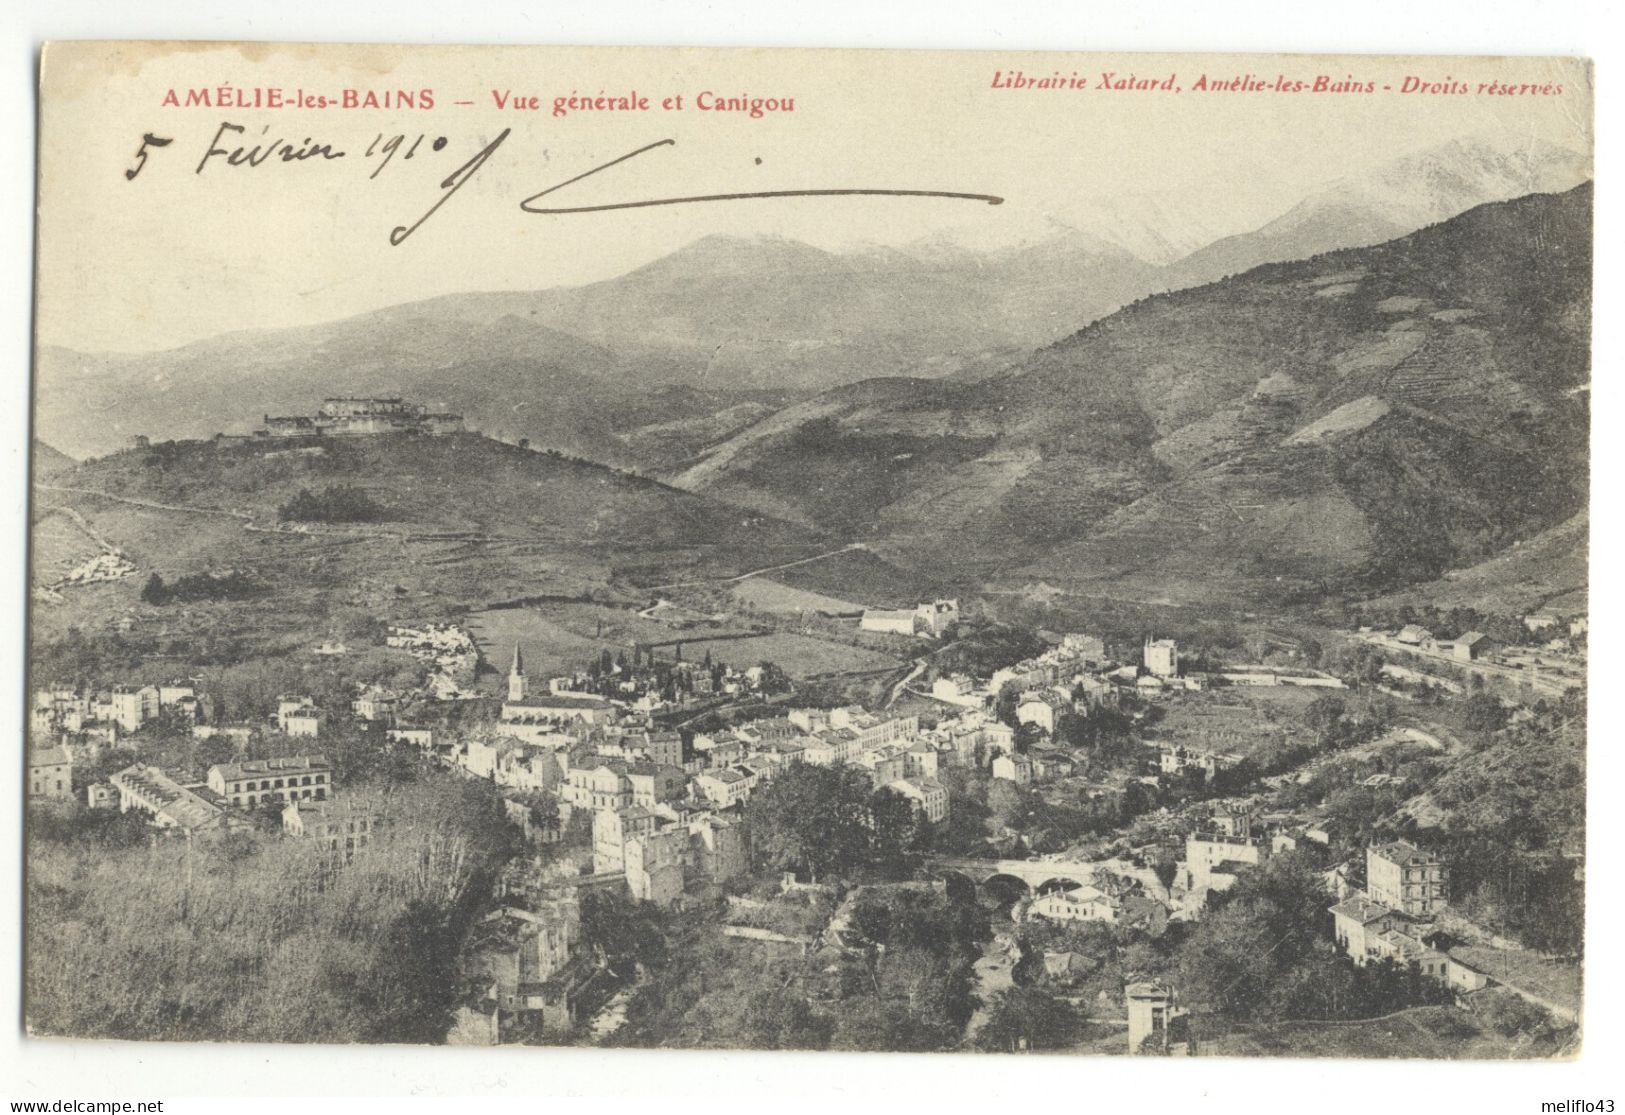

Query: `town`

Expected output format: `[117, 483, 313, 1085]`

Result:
[27, 555, 1586, 1053]
[22, 35, 1600, 1101]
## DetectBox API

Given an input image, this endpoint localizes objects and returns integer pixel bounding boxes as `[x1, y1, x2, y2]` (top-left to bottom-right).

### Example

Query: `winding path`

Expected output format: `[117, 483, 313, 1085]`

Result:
[38, 483, 404, 541]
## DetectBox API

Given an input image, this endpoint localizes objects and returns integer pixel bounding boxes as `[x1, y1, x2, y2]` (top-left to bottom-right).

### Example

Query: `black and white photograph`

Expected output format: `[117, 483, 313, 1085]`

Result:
[8, 24, 1609, 1100]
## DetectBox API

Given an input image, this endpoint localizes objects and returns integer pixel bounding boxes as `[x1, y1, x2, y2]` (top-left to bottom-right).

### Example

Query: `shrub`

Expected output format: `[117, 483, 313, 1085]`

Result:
[278, 485, 389, 523]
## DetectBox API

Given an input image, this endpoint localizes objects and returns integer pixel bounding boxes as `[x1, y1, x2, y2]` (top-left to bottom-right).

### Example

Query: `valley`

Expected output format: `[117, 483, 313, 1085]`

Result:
[25, 134, 1591, 1063]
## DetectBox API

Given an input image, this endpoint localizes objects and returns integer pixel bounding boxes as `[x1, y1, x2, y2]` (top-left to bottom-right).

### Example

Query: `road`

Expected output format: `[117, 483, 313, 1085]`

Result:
[37, 483, 527, 548]
[41, 483, 255, 523]
[883, 635, 969, 708]
[38, 483, 399, 540]
[884, 659, 928, 708]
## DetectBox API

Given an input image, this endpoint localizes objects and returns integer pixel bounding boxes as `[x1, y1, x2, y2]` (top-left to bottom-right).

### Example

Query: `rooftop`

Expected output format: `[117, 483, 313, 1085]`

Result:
[1329, 896, 1397, 925]
[1370, 840, 1442, 866]
[507, 695, 614, 710]
[212, 755, 332, 782]
[111, 764, 224, 830]
[1125, 982, 1173, 1000]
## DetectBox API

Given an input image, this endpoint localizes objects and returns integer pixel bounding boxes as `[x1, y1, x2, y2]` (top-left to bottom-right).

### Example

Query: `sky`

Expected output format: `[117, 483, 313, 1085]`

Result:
[36, 43, 1592, 353]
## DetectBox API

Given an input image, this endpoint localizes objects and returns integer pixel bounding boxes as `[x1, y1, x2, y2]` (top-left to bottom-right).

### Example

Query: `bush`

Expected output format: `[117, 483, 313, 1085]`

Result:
[1476, 988, 1556, 1039]
[278, 485, 389, 523]
[140, 571, 264, 605]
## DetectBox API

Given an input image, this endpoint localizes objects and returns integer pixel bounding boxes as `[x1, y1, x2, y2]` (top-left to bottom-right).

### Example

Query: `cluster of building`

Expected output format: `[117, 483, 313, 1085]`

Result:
[527, 641, 785, 714]
[29, 681, 216, 808]
[35, 550, 139, 605]
[28, 673, 392, 853]
[403, 649, 970, 910]
[931, 631, 1108, 713]
[102, 748, 384, 858]
[1026, 871, 1169, 934]
[1164, 811, 1490, 997]
[449, 886, 612, 1045]
[259, 396, 464, 439]
[32, 679, 212, 739]
[1179, 806, 1290, 901]
[1521, 611, 1587, 640]
[1366, 622, 1584, 700]
[1158, 743, 1245, 782]
[105, 753, 335, 832]
[29, 675, 388, 767]
[1328, 841, 1488, 992]
[1393, 625, 1499, 662]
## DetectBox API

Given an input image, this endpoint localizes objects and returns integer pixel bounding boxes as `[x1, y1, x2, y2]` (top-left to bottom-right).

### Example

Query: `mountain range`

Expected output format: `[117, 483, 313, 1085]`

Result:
[35, 134, 1589, 470]
[663, 183, 1592, 606]
[32, 133, 1592, 613]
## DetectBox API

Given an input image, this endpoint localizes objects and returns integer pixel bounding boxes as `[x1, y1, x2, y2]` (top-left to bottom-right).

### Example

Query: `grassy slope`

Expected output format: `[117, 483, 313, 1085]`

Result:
[669, 186, 1591, 605]
[1197, 1005, 1573, 1060]
[1367, 511, 1588, 616]
[30, 432, 821, 653]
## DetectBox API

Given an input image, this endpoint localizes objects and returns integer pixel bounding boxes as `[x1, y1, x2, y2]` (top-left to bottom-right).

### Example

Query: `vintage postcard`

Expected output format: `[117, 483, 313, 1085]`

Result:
[27, 42, 1591, 1057]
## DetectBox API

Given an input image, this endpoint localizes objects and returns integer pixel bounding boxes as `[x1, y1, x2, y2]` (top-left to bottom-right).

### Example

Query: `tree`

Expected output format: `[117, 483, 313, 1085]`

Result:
[744, 763, 881, 882]
[756, 661, 792, 694]
[1463, 692, 1510, 734]
[580, 887, 671, 975]
[1010, 938, 1046, 987]
[986, 779, 1027, 835]
[869, 787, 924, 876]
[975, 987, 1085, 1052]
[1152, 860, 1179, 893]
[1303, 696, 1348, 746]
[741, 989, 831, 1050]
[994, 681, 1021, 729]
[194, 737, 237, 775]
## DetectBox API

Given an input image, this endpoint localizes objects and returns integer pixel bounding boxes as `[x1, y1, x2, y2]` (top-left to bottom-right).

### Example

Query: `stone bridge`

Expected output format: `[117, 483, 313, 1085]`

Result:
[926, 856, 1170, 902]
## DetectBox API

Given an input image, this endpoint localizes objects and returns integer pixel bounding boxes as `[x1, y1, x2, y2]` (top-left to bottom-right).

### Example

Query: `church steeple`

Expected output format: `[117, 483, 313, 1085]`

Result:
[508, 643, 526, 702]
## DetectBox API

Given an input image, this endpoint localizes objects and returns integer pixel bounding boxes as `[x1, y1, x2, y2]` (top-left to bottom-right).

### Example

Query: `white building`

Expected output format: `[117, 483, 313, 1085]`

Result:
[1144, 639, 1179, 679]
[860, 599, 959, 638]
[991, 752, 1033, 785]
[28, 746, 73, 800]
[1027, 886, 1118, 924]
[207, 755, 332, 807]
[109, 685, 159, 733]
[930, 674, 986, 708]
[693, 766, 754, 809]
[1016, 689, 1070, 734]
[283, 707, 324, 738]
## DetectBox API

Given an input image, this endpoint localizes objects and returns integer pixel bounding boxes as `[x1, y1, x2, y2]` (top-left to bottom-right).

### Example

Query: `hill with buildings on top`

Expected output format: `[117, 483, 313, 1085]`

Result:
[28, 426, 831, 654]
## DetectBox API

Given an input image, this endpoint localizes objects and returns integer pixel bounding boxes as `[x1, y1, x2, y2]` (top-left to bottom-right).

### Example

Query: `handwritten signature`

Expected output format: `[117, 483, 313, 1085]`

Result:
[128, 124, 1004, 245]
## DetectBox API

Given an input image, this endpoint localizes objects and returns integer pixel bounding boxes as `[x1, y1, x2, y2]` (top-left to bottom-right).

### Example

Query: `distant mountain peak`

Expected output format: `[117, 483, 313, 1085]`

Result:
[627, 233, 842, 278]
[1271, 132, 1592, 235]
[1165, 130, 1591, 289]
[901, 214, 1136, 264]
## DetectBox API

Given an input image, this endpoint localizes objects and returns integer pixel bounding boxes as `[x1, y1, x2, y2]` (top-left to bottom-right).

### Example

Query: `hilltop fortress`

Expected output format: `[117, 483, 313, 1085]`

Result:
[258, 397, 464, 438]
